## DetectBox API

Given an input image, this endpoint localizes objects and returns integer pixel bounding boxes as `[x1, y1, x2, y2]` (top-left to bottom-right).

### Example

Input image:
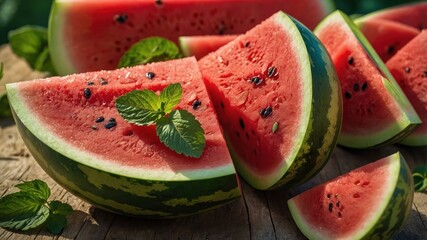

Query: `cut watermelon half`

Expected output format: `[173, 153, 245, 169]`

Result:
[358, 2, 427, 30]
[315, 10, 421, 148]
[356, 18, 420, 62]
[387, 30, 427, 146]
[288, 152, 414, 239]
[48, 0, 334, 75]
[6, 57, 241, 218]
[179, 35, 237, 59]
[199, 12, 342, 190]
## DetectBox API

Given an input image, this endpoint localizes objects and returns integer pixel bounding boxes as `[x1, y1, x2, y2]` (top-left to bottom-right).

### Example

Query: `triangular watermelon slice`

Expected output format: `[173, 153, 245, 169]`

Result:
[288, 152, 414, 239]
[6, 57, 241, 218]
[315, 10, 421, 148]
[387, 30, 427, 146]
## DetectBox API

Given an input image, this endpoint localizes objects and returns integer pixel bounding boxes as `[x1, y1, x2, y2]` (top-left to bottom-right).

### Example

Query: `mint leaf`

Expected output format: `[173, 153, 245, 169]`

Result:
[156, 110, 206, 158]
[413, 165, 427, 192]
[160, 83, 182, 114]
[0, 192, 50, 231]
[46, 214, 67, 235]
[116, 90, 163, 125]
[8, 25, 56, 75]
[118, 37, 182, 68]
[48, 201, 73, 216]
[15, 180, 50, 201]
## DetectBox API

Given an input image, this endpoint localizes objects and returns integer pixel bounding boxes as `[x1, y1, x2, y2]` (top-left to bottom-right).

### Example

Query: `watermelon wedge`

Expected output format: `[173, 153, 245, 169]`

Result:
[6, 57, 241, 218]
[288, 152, 414, 239]
[356, 18, 420, 62]
[48, 0, 334, 75]
[315, 11, 421, 148]
[357, 2, 427, 30]
[387, 30, 427, 146]
[179, 35, 237, 59]
[199, 12, 342, 190]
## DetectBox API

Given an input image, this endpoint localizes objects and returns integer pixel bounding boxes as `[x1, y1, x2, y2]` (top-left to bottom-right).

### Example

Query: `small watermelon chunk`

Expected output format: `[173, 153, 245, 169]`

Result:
[49, 0, 334, 75]
[199, 12, 342, 190]
[179, 35, 237, 59]
[387, 30, 427, 146]
[315, 11, 421, 148]
[358, 2, 427, 30]
[6, 57, 241, 218]
[356, 18, 420, 62]
[288, 152, 414, 239]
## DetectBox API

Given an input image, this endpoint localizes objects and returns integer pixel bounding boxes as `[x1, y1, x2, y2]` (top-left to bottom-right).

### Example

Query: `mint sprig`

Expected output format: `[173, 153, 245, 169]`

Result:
[118, 37, 182, 68]
[0, 180, 73, 234]
[116, 83, 206, 158]
[413, 165, 427, 192]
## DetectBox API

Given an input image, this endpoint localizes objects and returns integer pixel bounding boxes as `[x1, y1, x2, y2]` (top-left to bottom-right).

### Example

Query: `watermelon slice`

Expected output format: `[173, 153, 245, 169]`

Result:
[199, 12, 342, 190]
[357, 2, 427, 30]
[356, 18, 420, 62]
[48, 0, 334, 75]
[179, 35, 237, 59]
[288, 152, 414, 239]
[387, 30, 427, 146]
[315, 11, 421, 148]
[6, 57, 241, 218]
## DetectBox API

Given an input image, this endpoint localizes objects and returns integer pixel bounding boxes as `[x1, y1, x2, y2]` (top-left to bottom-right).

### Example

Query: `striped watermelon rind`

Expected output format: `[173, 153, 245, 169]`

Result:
[287, 152, 413, 239]
[6, 70, 241, 219]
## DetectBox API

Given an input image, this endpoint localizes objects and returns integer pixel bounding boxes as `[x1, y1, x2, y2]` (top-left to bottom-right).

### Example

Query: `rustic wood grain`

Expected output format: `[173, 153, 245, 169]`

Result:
[1, 45, 426, 239]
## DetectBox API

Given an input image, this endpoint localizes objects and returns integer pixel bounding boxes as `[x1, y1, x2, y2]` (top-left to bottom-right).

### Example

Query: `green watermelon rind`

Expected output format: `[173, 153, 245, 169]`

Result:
[315, 11, 421, 149]
[6, 78, 241, 218]
[287, 152, 414, 239]
[225, 12, 341, 190]
[48, 1, 75, 75]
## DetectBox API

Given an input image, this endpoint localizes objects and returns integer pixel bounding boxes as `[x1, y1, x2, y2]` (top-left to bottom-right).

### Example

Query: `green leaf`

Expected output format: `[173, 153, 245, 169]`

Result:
[8, 25, 56, 74]
[48, 201, 73, 216]
[46, 214, 67, 235]
[413, 165, 427, 192]
[15, 179, 50, 201]
[160, 83, 182, 114]
[116, 90, 164, 125]
[0, 192, 49, 231]
[156, 110, 206, 158]
[0, 95, 12, 118]
[118, 37, 182, 68]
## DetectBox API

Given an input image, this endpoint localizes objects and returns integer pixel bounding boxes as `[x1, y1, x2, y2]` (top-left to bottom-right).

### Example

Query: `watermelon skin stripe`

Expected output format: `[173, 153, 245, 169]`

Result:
[270, 17, 342, 189]
[11, 107, 241, 218]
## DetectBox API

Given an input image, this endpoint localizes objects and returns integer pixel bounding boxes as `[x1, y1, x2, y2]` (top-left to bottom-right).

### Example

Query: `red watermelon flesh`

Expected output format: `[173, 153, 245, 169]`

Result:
[387, 30, 427, 146]
[358, 2, 427, 30]
[357, 18, 420, 62]
[315, 11, 421, 148]
[179, 35, 237, 59]
[8, 57, 232, 172]
[49, 0, 334, 75]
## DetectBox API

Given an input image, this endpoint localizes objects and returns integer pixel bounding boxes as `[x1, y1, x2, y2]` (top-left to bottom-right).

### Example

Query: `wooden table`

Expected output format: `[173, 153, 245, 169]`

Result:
[1, 44, 426, 239]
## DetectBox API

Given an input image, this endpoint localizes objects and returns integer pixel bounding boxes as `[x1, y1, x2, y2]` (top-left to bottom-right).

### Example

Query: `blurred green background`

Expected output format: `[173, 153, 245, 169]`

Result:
[0, 0, 422, 45]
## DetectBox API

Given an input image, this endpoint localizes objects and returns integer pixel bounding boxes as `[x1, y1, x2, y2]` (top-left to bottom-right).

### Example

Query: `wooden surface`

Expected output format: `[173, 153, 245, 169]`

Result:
[0, 44, 426, 240]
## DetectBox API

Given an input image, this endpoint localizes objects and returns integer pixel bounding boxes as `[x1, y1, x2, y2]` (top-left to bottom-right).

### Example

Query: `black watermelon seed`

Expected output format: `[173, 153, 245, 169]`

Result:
[100, 78, 108, 85]
[155, 0, 163, 5]
[327, 193, 331, 198]
[387, 46, 395, 55]
[348, 56, 354, 65]
[251, 76, 262, 86]
[83, 88, 91, 99]
[104, 121, 117, 129]
[267, 66, 278, 77]
[353, 83, 359, 91]
[260, 106, 273, 118]
[192, 99, 202, 110]
[245, 132, 250, 140]
[336, 201, 340, 207]
[361, 82, 368, 91]
[146, 72, 155, 79]
[344, 91, 352, 99]
[220, 102, 225, 109]
[114, 14, 128, 24]
[335, 194, 338, 198]
[405, 67, 411, 73]
[328, 203, 333, 212]
[95, 116, 105, 123]
[244, 41, 250, 48]
[424, 70, 427, 77]
[87, 81, 95, 85]
[239, 118, 245, 129]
